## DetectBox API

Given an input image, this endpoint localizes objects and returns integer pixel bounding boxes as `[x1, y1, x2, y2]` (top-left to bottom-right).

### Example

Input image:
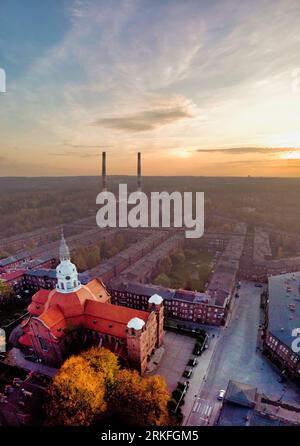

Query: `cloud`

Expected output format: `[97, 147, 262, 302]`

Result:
[91, 104, 194, 132]
[49, 151, 99, 158]
[3, 0, 300, 176]
[196, 147, 300, 155]
[63, 142, 113, 149]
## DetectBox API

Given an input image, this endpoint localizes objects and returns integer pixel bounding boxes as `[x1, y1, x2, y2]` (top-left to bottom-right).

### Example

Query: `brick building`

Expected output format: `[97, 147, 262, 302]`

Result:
[13, 234, 164, 374]
[109, 280, 227, 326]
[262, 271, 300, 378]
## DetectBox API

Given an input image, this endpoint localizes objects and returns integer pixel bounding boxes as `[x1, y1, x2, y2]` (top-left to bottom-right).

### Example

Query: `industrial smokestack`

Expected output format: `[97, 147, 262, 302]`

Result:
[137, 152, 142, 192]
[102, 151, 107, 192]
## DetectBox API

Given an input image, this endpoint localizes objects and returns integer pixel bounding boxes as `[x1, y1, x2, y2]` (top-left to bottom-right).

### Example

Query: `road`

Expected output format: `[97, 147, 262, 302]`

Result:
[186, 280, 300, 425]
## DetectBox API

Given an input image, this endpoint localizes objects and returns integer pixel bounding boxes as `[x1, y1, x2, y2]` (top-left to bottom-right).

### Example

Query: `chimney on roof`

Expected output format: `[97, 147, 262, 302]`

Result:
[137, 151, 141, 192]
[102, 151, 107, 192]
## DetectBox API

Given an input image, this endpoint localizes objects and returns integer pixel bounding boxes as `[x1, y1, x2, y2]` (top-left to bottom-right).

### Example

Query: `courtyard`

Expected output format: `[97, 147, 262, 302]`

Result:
[149, 331, 195, 391]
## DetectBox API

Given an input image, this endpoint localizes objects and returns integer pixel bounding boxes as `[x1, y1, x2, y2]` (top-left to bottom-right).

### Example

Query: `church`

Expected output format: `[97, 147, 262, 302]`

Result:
[15, 233, 164, 374]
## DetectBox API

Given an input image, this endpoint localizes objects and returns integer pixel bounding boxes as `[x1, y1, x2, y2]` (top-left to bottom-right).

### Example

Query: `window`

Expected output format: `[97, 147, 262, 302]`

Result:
[38, 337, 48, 351]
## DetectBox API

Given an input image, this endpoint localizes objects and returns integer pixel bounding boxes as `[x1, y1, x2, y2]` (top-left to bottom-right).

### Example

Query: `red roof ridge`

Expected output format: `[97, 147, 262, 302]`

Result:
[84, 300, 150, 324]
[39, 304, 66, 328]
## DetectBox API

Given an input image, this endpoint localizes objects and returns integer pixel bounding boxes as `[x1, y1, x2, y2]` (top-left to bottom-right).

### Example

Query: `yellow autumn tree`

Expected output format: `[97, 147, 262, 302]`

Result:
[109, 369, 170, 426]
[81, 346, 119, 388]
[46, 347, 170, 426]
[47, 355, 107, 426]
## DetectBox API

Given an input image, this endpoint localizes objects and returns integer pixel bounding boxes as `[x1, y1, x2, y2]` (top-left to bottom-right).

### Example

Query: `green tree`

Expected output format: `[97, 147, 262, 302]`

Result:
[171, 251, 186, 266]
[158, 256, 172, 275]
[114, 233, 125, 251]
[0, 281, 15, 307]
[198, 264, 211, 283]
[154, 273, 171, 288]
[86, 245, 101, 269]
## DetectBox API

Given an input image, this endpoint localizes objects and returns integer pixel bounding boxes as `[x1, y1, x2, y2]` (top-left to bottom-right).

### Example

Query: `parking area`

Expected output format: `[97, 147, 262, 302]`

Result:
[150, 331, 195, 391]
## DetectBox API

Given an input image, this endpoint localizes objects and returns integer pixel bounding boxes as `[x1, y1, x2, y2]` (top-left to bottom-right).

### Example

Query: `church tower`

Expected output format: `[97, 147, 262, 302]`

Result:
[56, 230, 81, 293]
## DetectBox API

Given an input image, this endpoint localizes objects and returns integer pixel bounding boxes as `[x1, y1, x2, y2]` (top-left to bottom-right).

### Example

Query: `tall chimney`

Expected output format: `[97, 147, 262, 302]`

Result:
[137, 152, 142, 192]
[102, 151, 107, 192]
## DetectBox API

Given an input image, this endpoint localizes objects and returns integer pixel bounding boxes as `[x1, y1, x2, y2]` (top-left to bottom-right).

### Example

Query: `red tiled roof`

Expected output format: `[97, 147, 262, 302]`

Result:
[85, 300, 149, 324]
[32, 289, 50, 304]
[27, 302, 44, 316]
[26, 279, 148, 341]
[39, 304, 66, 329]
[19, 333, 32, 347]
[0, 269, 26, 281]
[20, 317, 30, 328]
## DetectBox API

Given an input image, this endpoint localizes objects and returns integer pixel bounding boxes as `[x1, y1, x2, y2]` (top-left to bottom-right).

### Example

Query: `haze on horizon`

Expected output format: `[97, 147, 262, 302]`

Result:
[1, 0, 300, 177]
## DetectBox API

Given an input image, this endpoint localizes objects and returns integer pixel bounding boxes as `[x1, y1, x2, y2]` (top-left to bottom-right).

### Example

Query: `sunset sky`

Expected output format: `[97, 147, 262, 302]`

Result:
[1, 0, 300, 176]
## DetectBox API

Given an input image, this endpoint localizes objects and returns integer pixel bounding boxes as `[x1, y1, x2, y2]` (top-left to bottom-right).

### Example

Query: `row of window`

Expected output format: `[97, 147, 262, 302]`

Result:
[268, 335, 299, 364]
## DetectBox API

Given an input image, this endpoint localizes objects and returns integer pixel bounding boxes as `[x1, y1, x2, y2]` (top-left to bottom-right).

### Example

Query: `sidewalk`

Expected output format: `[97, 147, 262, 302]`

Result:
[182, 331, 220, 424]
[4, 348, 57, 378]
[182, 288, 241, 425]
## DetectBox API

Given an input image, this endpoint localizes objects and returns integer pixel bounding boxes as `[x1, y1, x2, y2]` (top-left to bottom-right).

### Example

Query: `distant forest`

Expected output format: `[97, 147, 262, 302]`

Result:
[1, 176, 300, 238]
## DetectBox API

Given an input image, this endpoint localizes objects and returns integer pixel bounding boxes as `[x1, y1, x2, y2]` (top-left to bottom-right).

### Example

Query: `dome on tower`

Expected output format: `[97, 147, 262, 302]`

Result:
[149, 294, 163, 305]
[127, 317, 145, 330]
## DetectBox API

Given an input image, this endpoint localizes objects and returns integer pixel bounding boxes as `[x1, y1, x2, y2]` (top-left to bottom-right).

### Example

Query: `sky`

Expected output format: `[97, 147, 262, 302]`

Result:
[1, 0, 300, 177]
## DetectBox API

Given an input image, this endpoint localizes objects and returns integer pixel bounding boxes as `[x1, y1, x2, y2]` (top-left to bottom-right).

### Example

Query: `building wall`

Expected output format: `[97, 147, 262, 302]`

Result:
[126, 312, 158, 374]
[110, 287, 226, 326]
[264, 331, 300, 377]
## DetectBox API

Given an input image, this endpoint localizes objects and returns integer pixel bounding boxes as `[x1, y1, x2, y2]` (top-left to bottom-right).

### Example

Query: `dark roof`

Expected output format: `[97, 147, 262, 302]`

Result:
[268, 272, 300, 353]
[225, 380, 257, 407]
[110, 280, 175, 300]
[173, 289, 197, 303]
[25, 268, 90, 284]
[218, 402, 252, 426]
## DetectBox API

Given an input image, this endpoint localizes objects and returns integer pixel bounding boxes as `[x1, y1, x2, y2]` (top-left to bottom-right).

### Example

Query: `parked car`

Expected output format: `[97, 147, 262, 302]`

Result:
[255, 283, 263, 288]
[182, 368, 193, 379]
[187, 358, 198, 367]
[193, 346, 202, 356]
[235, 292, 239, 298]
[218, 389, 226, 400]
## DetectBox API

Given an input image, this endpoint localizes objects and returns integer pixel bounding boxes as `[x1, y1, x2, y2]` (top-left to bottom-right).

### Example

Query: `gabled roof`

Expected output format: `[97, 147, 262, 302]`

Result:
[0, 269, 26, 281]
[32, 289, 50, 304]
[225, 380, 257, 407]
[19, 333, 32, 347]
[84, 300, 149, 325]
[39, 305, 66, 329]
[24, 278, 151, 342]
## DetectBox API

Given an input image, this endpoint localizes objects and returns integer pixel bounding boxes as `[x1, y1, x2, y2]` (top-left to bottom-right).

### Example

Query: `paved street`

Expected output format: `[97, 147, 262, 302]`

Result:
[186, 280, 300, 426]
[4, 348, 57, 378]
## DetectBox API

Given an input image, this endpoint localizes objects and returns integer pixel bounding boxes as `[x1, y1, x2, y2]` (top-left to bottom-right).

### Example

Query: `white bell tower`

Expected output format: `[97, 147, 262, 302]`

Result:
[56, 230, 81, 293]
